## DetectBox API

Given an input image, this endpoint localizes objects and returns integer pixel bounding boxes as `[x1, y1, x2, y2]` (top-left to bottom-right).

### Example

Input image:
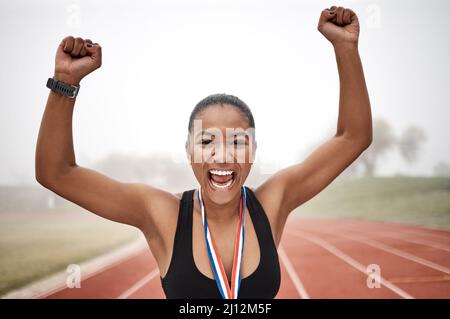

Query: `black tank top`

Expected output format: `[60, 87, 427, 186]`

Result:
[160, 186, 281, 299]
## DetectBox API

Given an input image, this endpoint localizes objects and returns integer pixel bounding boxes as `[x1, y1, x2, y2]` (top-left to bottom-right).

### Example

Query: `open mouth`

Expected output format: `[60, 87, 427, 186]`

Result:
[207, 169, 236, 190]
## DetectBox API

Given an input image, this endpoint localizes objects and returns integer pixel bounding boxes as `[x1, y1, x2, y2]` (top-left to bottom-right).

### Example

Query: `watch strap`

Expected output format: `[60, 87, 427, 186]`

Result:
[46, 77, 80, 98]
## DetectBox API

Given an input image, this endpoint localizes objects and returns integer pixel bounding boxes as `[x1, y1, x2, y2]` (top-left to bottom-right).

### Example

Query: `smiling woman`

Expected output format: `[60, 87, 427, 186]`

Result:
[186, 94, 257, 206]
[35, 5, 372, 299]
[161, 95, 281, 299]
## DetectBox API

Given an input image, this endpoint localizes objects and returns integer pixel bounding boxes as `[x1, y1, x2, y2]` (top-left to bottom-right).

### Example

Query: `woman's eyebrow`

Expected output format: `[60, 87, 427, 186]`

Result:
[195, 130, 250, 139]
[230, 131, 249, 139]
[195, 131, 213, 138]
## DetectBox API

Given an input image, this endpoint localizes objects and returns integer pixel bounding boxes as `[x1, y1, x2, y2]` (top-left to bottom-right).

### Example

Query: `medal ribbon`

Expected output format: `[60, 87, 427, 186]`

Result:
[197, 186, 247, 299]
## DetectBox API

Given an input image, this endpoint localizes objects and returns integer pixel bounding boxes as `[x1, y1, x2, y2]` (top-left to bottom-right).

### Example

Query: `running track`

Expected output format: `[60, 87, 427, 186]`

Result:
[42, 218, 450, 299]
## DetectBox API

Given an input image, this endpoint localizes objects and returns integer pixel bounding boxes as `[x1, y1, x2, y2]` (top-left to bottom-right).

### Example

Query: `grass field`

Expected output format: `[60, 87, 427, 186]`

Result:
[292, 176, 450, 229]
[0, 202, 141, 296]
[1, 176, 449, 296]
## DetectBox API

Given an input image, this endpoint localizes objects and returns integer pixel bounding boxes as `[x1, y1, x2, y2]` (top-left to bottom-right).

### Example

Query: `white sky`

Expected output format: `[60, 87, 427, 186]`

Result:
[1, 0, 449, 185]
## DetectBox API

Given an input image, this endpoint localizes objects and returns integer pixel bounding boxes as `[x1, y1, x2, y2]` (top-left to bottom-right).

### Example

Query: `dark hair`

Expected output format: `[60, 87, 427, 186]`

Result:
[188, 93, 255, 133]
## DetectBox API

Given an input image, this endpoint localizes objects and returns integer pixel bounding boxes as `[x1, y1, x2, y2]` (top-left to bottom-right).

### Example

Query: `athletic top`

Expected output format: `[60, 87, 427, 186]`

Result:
[160, 186, 281, 299]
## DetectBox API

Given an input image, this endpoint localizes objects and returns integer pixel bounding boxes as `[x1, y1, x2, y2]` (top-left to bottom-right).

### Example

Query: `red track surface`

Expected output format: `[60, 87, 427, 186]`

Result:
[44, 218, 450, 299]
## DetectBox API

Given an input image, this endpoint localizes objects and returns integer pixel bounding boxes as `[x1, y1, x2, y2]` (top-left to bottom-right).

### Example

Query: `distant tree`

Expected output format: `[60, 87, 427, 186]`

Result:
[358, 118, 396, 176]
[397, 126, 427, 163]
[433, 161, 450, 177]
[91, 153, 195, 191]
[313, 118, 427, 177]
[356, 119, 426, 176]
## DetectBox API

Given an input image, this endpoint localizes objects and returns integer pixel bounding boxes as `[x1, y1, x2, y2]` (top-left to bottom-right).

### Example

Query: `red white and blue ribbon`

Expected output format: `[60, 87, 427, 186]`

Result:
[197, 186, 247, 299]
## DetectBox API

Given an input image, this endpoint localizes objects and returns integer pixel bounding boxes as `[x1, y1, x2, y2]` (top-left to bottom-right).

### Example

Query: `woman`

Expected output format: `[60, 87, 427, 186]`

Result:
[36, 5, 372, 299]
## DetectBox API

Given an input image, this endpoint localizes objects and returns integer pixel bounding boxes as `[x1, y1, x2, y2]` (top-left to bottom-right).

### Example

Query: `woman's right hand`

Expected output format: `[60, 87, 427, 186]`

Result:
[54, 36, 102, 85]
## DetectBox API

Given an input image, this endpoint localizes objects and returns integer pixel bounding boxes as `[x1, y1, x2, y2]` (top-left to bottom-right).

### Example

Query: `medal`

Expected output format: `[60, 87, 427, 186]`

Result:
[197, 186, 247, 299]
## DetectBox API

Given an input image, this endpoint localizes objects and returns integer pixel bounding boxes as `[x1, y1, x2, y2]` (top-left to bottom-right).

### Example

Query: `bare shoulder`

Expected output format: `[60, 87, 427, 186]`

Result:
[138, 185, 182, 240]
[254, 176, 285, 219]
[134, 186, 187, 275]
[253, 177, 286, 246]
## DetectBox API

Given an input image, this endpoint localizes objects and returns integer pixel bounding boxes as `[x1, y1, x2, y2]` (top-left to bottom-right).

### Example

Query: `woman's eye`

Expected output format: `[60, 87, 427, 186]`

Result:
[201, 140, 212, 145]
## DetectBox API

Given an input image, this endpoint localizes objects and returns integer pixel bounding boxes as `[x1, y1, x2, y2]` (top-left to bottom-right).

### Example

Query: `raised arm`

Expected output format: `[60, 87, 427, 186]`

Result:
[35, 36, 173, 233]
[256, 6, 372, 231]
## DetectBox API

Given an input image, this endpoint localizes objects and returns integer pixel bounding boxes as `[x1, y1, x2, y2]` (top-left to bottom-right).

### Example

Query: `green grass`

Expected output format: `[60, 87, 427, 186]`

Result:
[292, 176, 450, 229]
[0, 202, 141, 296]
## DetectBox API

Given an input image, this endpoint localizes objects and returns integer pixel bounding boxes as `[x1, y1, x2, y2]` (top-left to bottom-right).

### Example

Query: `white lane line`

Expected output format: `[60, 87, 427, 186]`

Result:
[278, 245, 310, 299]
[117, 268, 160, 299]
[305, 222, 450, 253]
[386, 227, 450, 241]
[36, 245, 148, 299]
[345, 229, 450, 253]
[407, 229, 450, 241]
[390, 235, 450, 253]
[286, 230, 414, 299]
[322, 231, 450, 275]
[345, 221, 450, 251]
[2, 237, 148, 299]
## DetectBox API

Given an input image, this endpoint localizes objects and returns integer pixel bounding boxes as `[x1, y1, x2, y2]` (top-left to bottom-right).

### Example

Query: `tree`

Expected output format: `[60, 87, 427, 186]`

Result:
[339, 118, 426, 176]
[433, 161, 450, 177]
[358, 118, 396, 176]
[318, 118, 426, 177]
[397, 126, 427, 163]
[91, 153, 195, 192]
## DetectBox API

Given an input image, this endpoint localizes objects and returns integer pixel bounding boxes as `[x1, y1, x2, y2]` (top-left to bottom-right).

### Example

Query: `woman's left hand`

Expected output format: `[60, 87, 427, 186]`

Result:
[317, 6, 360, 48]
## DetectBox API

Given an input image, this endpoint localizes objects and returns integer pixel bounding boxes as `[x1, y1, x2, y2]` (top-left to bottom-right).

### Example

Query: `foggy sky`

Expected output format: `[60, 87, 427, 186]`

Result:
[1, 0, 449, 185]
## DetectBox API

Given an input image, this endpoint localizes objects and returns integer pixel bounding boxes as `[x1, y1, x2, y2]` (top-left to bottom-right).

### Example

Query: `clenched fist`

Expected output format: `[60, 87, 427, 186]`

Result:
[318, 6, 360, 48]
[54, 36, 102, 85]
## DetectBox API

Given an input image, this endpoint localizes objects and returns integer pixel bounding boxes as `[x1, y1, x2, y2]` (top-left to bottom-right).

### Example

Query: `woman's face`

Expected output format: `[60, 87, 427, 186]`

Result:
[186, 104, 256, 205]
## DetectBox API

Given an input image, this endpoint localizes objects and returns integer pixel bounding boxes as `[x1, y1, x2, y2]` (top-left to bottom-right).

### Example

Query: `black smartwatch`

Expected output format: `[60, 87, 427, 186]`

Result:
[46, 77, 80, 98]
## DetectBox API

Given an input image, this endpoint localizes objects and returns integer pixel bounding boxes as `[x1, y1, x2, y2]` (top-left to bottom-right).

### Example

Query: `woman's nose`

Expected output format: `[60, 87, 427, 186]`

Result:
[211, 143, 234, 163]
